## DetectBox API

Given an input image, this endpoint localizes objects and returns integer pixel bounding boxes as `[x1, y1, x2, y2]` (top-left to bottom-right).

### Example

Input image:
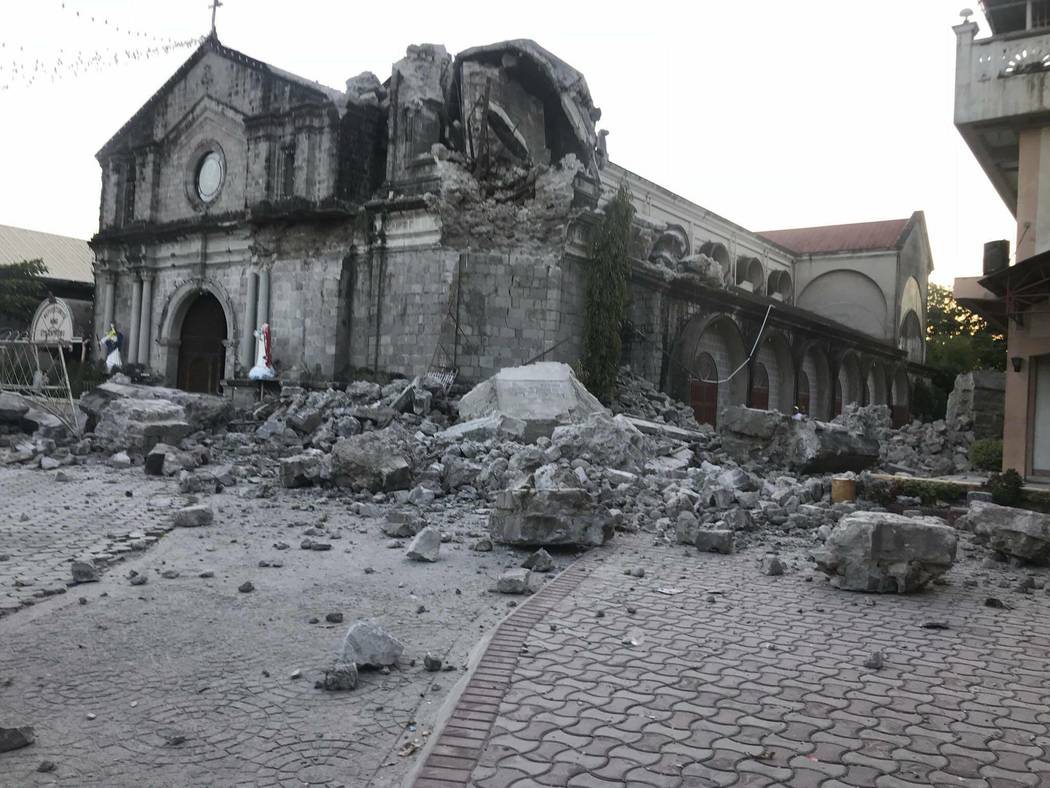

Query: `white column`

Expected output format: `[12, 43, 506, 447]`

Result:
[257, 269, 271, 326]
[241, 272, 259, 370]
[102, 273, 116, 328]
[127, 277, 143, 363]
[137, 274, 153, 366]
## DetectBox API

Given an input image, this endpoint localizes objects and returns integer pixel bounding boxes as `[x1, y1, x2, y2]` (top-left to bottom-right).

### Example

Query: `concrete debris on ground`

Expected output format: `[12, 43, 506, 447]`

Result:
[0, 726, 35, 753]
[2, 359, 1026, 613]
[957, 501, 1050, 565]
[340, 620, 405, 668]
[456, 362, 604, 441]
[815, 511, 958, 593]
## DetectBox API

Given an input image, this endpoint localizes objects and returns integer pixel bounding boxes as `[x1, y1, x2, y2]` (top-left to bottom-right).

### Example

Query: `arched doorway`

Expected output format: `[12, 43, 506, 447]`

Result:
[798, 370, 811, 416]
[690, 353, 719, 427]
[832, 379, 843, 418]
[177, 293, 227, 393]
[750, 362, 770, 410]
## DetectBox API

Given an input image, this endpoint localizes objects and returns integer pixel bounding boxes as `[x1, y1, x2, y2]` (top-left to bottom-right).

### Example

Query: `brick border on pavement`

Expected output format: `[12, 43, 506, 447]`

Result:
[411, 560, 593, 788]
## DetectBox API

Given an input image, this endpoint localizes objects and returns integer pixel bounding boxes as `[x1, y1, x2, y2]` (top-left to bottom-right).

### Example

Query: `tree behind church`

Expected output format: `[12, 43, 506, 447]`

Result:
[0, 259, 48, 330]
[914, 282, 1005, 420]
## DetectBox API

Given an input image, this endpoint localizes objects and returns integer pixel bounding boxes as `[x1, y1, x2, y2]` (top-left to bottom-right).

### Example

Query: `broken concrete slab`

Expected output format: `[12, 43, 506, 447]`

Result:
[94, 399, 191, 454]
[489, 486, 612, 547]
[816, 511, 957, 593]
[330, 426, 414, 492]
[457, 362, 605, 441]
[436, 414, 527, 443]
[957, 501, 1050, 565]
[0, 725, 35, 753]
[80, 380, 231, 434]
[173, 504, 214, 528]
[406, 527, 441, 562]
[280, 451, 327, 489]
[0, 392, 29, 423]
[340, 620, 404, 668]
[496, 567, 532, 594]
[719, 406, 878, 473]
[694, 529, 734, 554]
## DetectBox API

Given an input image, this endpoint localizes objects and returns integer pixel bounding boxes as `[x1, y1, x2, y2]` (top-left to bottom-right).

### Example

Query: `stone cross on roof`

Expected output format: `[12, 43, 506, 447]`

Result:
[210, 0, 223, 35]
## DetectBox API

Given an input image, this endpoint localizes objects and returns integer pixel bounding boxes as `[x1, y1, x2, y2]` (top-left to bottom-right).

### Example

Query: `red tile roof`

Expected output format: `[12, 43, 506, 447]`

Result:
[758, 217, 911, 255]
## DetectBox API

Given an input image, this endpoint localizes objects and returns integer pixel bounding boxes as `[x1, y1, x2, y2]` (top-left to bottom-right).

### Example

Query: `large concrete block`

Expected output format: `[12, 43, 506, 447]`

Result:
[816, 512, 957, 593]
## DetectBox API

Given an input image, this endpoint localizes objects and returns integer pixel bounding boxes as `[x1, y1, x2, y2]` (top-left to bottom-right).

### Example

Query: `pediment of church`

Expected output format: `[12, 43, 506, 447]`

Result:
[97, 36, 338, 159]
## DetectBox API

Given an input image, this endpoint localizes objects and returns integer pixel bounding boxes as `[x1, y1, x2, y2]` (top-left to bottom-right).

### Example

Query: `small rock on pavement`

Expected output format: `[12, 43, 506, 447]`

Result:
[37, 761, 56, 773]
[424, 653, 443, 672]
[522, 548, 553, 572]
[173, 504, 214, 528]
[472, 537, 493, 552]
[71, 558, 99, 584]
[406, 527, 441, 562]
[762, 555, 785, 576]
[319, 662, 358, 691]
[0, 725, 35, 753]
[341, 620, 404, 667]
[863, 651, 884, 670]
[325, 612, 344, 624]
[496, 568, 532, 594]
[695, 529, 735, 554]
[238, 581, 254, 593]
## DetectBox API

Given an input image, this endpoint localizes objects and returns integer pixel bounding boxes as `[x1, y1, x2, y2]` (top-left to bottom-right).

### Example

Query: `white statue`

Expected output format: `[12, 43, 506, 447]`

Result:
[248, 322, 276, 381]
[98, 323, 124, 374]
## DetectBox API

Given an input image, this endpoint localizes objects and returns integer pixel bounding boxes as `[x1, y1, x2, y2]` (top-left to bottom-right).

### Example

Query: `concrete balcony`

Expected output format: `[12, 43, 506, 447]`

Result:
[954, 20, 1050, 212]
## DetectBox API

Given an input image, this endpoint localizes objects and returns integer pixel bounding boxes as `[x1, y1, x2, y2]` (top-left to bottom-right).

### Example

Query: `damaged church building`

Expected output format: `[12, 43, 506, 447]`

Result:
[90, 34, 932, 426]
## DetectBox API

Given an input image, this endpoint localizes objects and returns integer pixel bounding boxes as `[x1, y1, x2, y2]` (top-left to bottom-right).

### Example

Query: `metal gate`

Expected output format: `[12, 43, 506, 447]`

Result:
[0, 332, 83, 438]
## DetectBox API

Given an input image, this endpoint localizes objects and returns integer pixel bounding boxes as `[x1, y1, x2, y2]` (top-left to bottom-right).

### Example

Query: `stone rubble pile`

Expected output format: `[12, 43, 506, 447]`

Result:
[12, 360, 1040, 610]
[835, 404, 975, 477]
[609, 368, 705, 432]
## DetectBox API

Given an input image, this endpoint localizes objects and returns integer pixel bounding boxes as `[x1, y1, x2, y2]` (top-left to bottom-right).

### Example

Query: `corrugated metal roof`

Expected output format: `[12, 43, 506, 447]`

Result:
[758, 217, 911, 255]
[0, 224, 94, 283]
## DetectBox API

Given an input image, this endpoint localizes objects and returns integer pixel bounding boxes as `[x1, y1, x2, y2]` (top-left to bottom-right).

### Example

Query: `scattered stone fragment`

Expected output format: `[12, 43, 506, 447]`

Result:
[198, 570, 215, 578]
[921, 620, 950, 630]
[631, 567, 645, 578]
[424, 653, 442, 672]
[863, 651, 884, 670]
[325, 612, 344, 624]
[522, 548, 553, 572]
[238, 581, 254, 593]
[37, 761, 56, 773]
[496, 568, 532, 594]
[695, 529, 734, 554]
[472, 538, 493, 552]
[320, 662, 358, 691]
[172, 504, 214, 528]
[129, 572, 148, 586]
[761, 555, 785, 576]
[290, 669, 302, 680]
[161, 569, 180, 579]
[341, 620, 405, 667]
[984, 597, 1010, 609]
[300, 539, 332, 551]
[0, 726, 34, 753]
[406, 527, 441, 562]
[71, 558, 99, 584]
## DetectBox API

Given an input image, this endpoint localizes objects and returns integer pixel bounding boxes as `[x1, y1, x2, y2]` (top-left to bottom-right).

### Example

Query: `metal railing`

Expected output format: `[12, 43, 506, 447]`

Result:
[0, 335, 83, 438]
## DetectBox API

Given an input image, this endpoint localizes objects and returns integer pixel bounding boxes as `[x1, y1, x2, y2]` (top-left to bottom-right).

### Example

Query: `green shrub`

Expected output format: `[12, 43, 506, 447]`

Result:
[969, 439, 1003, 472]
[988, 468, 1024, 507]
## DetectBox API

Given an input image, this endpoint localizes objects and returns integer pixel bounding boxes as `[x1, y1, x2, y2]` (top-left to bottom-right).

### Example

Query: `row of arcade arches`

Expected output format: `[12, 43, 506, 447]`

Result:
[670, 314, 913, 429]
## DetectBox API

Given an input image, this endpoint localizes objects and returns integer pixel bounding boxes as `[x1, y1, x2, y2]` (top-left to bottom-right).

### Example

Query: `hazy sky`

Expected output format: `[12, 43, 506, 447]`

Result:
[0, 0, 1016, 286]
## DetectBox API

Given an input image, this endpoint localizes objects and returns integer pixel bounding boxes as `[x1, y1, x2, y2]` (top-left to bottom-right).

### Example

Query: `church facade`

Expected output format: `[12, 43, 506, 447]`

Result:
[91, 34, 931, 424]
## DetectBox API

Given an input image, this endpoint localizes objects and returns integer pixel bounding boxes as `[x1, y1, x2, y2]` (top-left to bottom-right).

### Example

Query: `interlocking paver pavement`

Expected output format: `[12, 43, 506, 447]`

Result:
[418, 535, 1050, 788]
[0, 464, 526, 787]
[0, 466, 173, 615]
